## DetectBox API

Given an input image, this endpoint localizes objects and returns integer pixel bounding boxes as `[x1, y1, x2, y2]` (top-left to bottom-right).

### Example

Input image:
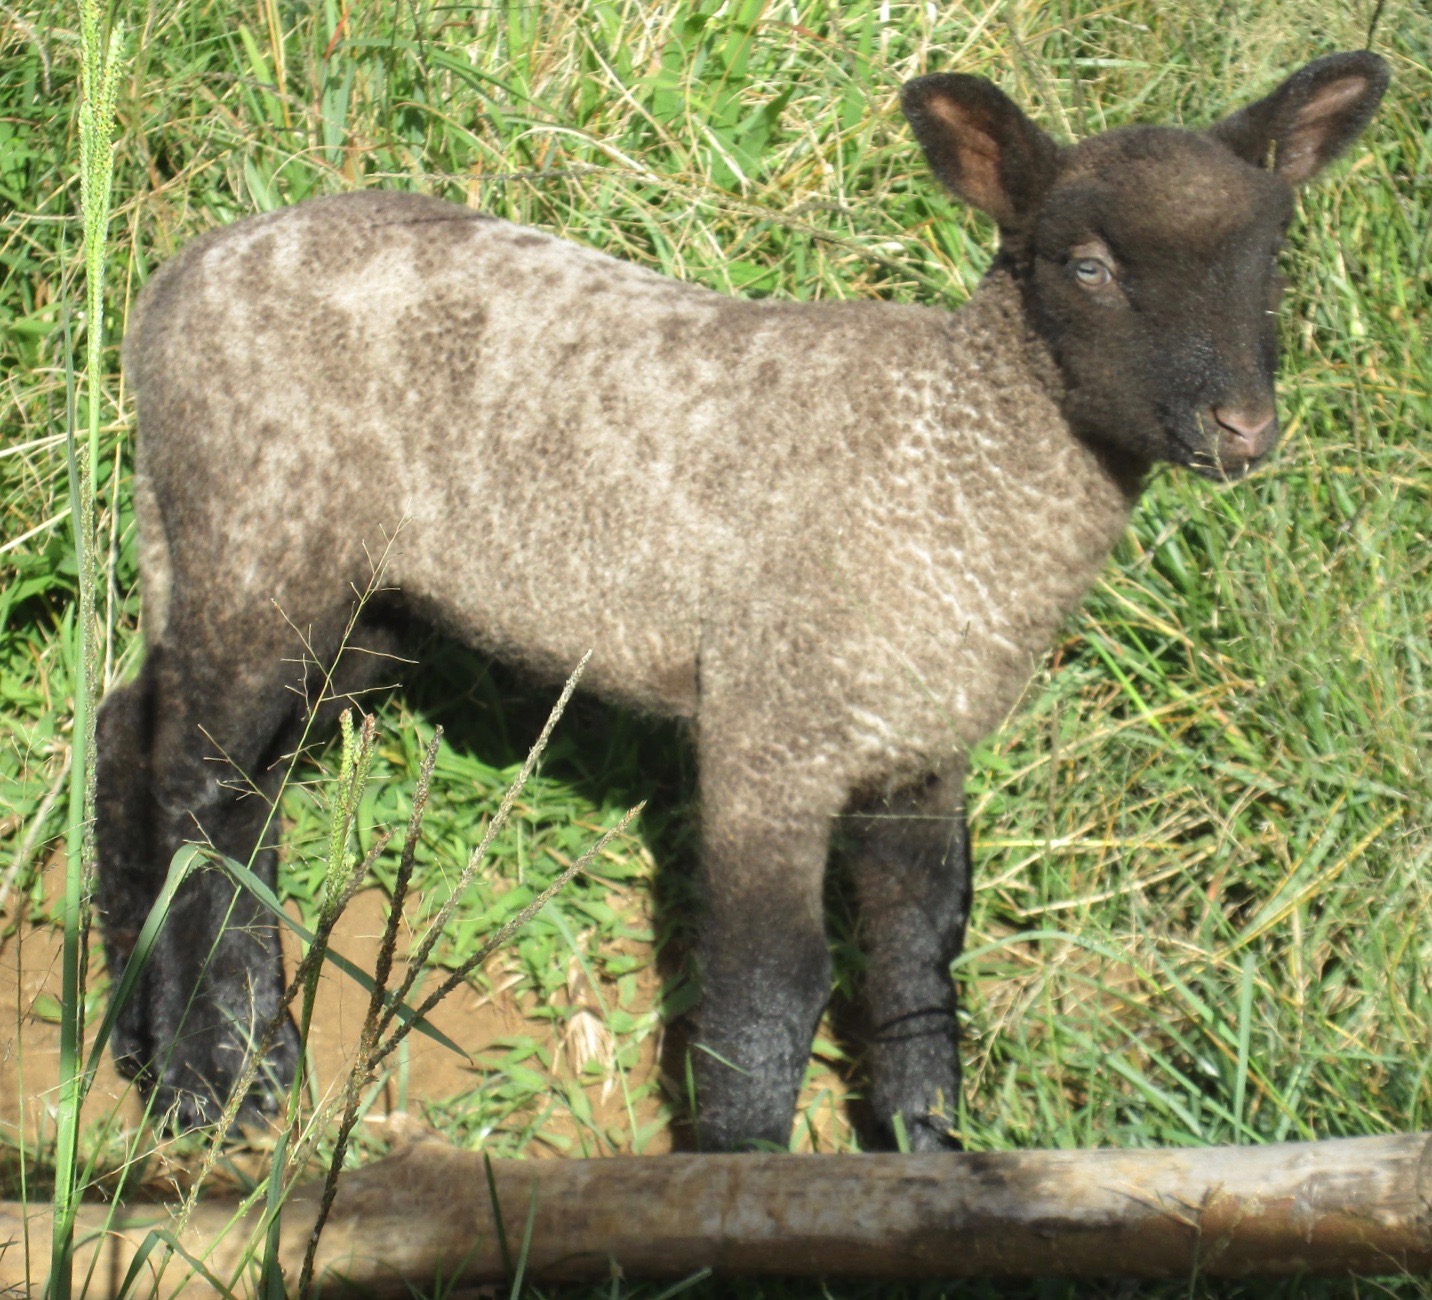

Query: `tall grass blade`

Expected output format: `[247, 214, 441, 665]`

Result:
[1234, 952, 1255, 1141]
[81, 845, 201, 1079]
[49, 4, 123, 1297]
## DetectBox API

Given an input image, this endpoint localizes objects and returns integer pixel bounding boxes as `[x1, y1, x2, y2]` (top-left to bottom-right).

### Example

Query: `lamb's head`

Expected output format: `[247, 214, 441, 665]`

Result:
[902, 53, 1388, 480]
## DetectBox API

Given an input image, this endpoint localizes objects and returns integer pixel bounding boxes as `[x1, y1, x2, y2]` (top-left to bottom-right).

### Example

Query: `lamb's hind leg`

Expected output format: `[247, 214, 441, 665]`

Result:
[843, 770, 970, 1151]
[97, 625, 309, 1129]
[95, 654, 165, 1081]
[96, 603, 398, 1129]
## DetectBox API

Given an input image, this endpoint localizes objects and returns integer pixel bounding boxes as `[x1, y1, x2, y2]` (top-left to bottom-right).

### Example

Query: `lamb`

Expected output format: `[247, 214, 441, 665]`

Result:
[96, 52, 1388, 1150]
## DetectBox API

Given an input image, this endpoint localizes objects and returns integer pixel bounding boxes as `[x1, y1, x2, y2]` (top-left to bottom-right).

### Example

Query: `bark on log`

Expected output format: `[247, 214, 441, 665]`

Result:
[3, 1134, 1430, 1295]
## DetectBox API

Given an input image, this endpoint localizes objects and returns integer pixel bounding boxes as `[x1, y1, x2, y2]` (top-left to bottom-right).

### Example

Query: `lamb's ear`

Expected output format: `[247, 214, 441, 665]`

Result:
[901, 74, 1059, 228]
[1208, 51, 1389, 186]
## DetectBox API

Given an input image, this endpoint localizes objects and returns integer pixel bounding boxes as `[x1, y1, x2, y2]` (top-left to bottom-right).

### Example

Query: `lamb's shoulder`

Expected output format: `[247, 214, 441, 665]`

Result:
[801, 276, 1139, 776]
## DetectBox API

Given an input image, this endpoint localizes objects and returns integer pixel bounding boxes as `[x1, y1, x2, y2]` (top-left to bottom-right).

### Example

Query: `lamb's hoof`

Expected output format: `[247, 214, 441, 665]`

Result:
[150, 1014, 302, 1134]
[108, 1029, 152, 1084]
[904, 1114, 962, 1152]
[153, 1077, 291, 1137]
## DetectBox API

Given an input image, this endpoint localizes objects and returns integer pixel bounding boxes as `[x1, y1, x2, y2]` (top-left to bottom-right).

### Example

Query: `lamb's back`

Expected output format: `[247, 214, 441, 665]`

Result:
[124, 192, 968, 715]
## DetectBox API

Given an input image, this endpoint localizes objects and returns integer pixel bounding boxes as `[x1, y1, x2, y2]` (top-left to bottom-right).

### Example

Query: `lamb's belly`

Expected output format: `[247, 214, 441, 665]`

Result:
[392, 504, 702, 717]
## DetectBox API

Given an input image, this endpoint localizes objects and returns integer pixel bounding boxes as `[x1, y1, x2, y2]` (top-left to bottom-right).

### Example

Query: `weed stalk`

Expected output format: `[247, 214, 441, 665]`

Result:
[49, 4, 123, 1298]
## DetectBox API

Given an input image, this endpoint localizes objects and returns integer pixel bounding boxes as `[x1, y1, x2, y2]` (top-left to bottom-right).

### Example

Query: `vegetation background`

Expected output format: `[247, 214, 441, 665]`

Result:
[0, 0, 1428, 1295]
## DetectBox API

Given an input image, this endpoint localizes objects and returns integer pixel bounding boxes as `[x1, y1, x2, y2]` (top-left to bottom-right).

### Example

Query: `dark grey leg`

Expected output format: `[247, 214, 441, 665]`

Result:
[95, 599, 408, 1129]
[144, 759, 298, 1128]
[97, 636, 304, 1129]
[693, 818, 834, 1151]
[687, 696, 841, 1154]
[844, 770, 971, 1151]
[95, 658, 164, 1081]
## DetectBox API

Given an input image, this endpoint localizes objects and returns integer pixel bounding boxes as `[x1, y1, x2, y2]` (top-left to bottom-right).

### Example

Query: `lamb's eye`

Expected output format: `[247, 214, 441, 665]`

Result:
[1072, 257, 1112, 287]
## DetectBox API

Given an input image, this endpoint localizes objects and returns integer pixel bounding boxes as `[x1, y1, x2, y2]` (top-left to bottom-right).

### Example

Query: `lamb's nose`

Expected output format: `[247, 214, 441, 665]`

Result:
[1212, 406, 1277, 460]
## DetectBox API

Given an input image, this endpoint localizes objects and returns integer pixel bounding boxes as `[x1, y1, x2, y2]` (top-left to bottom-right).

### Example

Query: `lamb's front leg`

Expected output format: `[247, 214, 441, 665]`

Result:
[692, 749, 836, 1152]
[844, 769, 970, 1151]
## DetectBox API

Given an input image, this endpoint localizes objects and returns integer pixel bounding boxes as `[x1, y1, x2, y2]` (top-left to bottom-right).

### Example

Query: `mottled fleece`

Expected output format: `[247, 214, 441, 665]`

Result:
[126, 190, 1136, 823]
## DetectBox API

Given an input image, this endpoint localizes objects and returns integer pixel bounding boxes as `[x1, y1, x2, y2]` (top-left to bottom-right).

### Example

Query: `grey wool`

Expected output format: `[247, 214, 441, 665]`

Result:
[96, 51, 1388, 1149]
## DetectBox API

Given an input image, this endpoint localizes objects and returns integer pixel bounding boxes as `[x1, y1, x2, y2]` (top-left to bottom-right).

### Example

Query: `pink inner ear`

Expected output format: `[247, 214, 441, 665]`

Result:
[1280, 75, 1371, 182]
[926, 96, 1008, 222]
[1299, 75, 1372, 125]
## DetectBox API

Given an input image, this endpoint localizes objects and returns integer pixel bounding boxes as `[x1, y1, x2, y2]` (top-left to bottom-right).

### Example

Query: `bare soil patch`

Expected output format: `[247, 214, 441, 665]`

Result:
[1, 878, 678, 1173]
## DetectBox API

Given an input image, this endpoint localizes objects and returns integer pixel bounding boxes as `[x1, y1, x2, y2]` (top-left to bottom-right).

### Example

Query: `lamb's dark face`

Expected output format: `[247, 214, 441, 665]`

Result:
[902, 53, 1388, 481]
[1027, 129, 1295, 479]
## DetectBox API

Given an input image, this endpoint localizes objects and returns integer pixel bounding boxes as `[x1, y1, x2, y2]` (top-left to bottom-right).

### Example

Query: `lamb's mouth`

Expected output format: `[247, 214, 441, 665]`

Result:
[1166, 415, 1264, 482]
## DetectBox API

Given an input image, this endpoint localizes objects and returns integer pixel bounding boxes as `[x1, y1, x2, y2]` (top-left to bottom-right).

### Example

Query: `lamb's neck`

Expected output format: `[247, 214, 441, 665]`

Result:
[952, 265, 1148, 501]
[879, 265, 1147, 748]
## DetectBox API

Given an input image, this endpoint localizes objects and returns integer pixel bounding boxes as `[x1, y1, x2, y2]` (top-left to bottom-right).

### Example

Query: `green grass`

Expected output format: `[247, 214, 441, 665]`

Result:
[2, 0, 1430, 1296]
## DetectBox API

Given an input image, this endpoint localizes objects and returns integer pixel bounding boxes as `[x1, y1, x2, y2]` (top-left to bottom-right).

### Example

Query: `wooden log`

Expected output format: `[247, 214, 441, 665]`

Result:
[4, 1134, 1430, 1295]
